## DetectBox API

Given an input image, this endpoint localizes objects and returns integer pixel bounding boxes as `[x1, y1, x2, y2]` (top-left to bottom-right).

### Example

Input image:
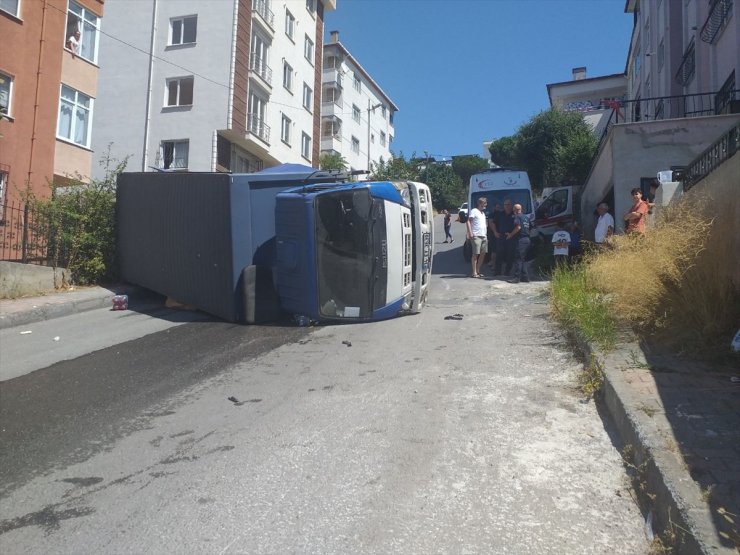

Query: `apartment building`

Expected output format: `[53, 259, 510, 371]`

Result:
[579, 0, 739, 238]
[0, 0, 104, 206]
[321, 31, 396, 173]
[91, 0, 335, 179]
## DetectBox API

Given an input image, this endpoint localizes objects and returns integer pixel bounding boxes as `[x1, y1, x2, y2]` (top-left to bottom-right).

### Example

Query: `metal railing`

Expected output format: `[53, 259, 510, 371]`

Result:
[247, 113, 270, 143]
[593, 89, 740, 160]
[0, 200, 72, 266]
[252, 0, 274, 29]
[249, 53, 272, 86]
[700, 0, 734, 44]
[676, 40, 696, 86]
[682, 121, 739, 191]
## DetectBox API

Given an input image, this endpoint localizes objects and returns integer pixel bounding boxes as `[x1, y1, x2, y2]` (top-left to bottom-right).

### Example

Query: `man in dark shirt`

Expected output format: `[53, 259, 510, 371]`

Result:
[492, 199, 517, 277]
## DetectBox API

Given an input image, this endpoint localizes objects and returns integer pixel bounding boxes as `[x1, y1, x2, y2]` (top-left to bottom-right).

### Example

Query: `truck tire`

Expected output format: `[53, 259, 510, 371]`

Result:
[463, 239, 472, 263]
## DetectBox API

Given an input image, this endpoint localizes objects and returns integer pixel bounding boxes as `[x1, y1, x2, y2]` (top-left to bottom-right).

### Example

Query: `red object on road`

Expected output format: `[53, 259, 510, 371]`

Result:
[112, 295, 128, 310]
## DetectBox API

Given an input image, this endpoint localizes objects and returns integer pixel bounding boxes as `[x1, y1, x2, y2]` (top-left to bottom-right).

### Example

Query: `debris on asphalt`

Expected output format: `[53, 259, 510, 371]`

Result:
[444, 314, 464, 321]
[53, 336, 60, 341]
[19, 330, 32, 335]
[342, 340, 352, 347]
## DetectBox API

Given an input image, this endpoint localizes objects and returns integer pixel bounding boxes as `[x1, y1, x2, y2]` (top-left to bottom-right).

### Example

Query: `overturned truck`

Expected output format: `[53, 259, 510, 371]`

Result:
[117, 167, 434, 324]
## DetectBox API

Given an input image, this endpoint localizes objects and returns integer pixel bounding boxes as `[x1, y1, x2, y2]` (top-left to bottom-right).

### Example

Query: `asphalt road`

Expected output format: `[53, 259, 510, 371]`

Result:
[0, 216, 648, 554]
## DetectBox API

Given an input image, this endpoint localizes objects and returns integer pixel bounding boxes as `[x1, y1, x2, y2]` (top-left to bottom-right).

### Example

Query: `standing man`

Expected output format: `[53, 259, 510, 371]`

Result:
[594, 203, 614, 247]
[508, 203, 532, 283]
[466, 197, 488, 278]
[624, 188, 649, 234]
[492, 199, 517, 277]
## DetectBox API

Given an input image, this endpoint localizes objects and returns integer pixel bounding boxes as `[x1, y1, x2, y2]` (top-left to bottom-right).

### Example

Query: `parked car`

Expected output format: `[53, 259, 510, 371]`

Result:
[458, 202, 469, 222]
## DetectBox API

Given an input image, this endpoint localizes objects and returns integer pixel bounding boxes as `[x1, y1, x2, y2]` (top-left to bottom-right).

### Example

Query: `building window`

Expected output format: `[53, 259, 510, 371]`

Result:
[353, 74, 361, 93]
[283, 61, 293, 92]
[306, 0, 315, 16]
[160, 140, 189, 170]
[0, 169, 7, 206]
[633, 45, 641, 82]
[352, 104, 360, 123]
[0, 72, 12, 117]
[370, 133, 375, 143]
[301, 132, 311, 160]
[657, 37, 664, 72]
[166, 77, 194, 106]
[303, 83, 313, 112]
[304, 35, 314, 63]
[715, 71, 736, 115]
[381, 105, 387, 119]
[169, 15, 197, 45]
[57, 84, 92, 148]
[380, 131, 386, 147]
[0, 0, 19, 17]
[285, 9, 294, 40]
[351, 136, 360, 154]
[281, 114, 291, 145]
[65, 1, 101, 63]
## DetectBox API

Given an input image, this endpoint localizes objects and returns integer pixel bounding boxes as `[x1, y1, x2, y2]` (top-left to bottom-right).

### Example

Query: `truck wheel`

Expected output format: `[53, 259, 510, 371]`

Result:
[463, 239, 472, 263]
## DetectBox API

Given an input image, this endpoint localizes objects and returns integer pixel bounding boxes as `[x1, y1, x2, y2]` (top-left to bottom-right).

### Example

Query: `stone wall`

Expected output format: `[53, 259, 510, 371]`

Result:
[0, 262, 71, 299]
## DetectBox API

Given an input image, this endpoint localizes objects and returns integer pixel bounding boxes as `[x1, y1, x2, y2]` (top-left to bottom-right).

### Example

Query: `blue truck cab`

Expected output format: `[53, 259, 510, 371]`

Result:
[275, 180, 433, 323]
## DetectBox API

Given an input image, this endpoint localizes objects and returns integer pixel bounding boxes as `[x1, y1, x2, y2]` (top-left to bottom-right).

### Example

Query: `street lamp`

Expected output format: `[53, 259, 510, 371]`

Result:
[367, 100, 382, 172]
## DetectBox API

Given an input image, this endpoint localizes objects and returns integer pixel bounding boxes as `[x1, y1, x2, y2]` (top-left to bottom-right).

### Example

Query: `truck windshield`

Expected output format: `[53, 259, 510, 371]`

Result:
[315, 190, 381, 318]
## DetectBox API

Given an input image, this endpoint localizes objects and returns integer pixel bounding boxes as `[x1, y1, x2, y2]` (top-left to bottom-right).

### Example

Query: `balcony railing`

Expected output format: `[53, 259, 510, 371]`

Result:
[591, 89, 740, 173]
[250, 53, 272, 86]
[675, 40, 696, 86]
[252, 0, 274, 30]
[683, 121, 739, 191]
[700, 0, 733, 44]
[247, 113, 270, 143]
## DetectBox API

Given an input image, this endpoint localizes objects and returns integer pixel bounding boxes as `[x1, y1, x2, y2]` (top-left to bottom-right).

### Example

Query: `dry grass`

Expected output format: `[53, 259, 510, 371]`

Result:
[584, 191, 740, 353]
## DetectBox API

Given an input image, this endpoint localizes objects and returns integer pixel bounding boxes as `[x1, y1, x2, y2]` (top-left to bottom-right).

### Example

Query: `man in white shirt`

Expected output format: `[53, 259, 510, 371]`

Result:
[466, 197, 488, 278]
[594, 203, 614, 247]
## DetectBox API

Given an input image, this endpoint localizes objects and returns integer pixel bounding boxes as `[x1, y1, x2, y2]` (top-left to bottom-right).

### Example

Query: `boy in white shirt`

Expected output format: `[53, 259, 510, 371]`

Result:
[551, 221, 571, 266]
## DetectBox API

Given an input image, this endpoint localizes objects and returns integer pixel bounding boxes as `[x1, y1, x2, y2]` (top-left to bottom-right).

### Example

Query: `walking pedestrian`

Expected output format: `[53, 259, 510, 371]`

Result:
[466, 197, 488, 278]
[443, 209, 453, 243]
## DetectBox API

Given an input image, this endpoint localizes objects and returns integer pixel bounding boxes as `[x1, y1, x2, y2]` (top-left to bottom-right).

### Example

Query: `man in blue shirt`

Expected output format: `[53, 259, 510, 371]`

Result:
[492, 199, 517, 277]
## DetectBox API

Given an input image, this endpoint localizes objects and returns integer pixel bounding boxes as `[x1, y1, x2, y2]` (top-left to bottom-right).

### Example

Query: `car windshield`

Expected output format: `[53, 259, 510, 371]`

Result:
[315, 190, 377, 318]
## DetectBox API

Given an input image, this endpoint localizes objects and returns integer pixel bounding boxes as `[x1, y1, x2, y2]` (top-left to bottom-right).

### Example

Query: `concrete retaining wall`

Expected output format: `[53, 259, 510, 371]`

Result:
[0, 262, 71, 298]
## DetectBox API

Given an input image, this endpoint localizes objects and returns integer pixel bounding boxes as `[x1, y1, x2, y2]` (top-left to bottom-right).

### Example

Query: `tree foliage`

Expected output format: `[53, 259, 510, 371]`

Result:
[31, 152, 128, 285]
[370, 153, 419, 181]
[319, 152, 348, 171]
[451, 155, 489, 189]
[488, 108, 597, 192]
[420, 164, 464, 211]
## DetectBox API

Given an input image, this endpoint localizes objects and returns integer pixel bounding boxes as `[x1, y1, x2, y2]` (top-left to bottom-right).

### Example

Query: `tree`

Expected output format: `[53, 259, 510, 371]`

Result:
[420, 164, 464, 211]
[451, 155, 489, 189]
[487, 108, 597, 192]
[319, 152, 348, 172]
[370, 153, 419, 181]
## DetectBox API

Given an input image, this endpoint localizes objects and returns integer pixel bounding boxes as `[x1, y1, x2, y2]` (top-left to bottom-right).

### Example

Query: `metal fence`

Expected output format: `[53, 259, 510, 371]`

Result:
[683, 121, 740, 191]
[0, 200, 71, 266]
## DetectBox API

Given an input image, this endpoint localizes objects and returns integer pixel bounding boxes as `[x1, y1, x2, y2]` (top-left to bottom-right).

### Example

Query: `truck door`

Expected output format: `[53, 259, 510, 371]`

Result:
[407, 181, 433, 312]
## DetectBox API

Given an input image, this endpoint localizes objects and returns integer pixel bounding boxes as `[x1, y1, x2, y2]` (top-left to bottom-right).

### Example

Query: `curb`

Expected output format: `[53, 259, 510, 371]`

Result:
[570, 332, 727, 555]
[0, 285, 148, 330]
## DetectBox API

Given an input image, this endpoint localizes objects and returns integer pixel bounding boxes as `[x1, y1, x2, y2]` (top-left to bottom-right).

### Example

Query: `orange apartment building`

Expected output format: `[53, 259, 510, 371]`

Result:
[0, 0, 104, 208]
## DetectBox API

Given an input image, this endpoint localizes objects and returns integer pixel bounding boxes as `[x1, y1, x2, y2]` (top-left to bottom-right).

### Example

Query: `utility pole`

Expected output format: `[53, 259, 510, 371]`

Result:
[367, 100, 382, 172]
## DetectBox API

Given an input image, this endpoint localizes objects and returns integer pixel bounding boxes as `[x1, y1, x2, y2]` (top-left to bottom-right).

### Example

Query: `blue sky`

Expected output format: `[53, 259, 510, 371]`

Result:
[324, 0, 634, 159]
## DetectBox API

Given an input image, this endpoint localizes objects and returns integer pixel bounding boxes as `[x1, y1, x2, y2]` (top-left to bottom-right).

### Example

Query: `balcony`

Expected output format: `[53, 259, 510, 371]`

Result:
[252, 0, 274, 32]
[700, 0, 733, 44]
[247, 113, 270, 144]
[675, 40, 696, 86]
[321, 134, 342, 154]
[250, 53, 272, 87]
[321, 97, 342, 117]
[322, 67, 343, 89]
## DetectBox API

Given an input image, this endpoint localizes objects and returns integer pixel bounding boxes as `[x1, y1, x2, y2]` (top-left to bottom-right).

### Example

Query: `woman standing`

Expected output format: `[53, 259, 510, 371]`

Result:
[443, 210, 453, 243]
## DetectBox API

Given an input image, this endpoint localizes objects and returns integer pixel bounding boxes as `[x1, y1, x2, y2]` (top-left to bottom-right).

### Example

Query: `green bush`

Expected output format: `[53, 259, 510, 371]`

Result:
[33, 156, 126, 285]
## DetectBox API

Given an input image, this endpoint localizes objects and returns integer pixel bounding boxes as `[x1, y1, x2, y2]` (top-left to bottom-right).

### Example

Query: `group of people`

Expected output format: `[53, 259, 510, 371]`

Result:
[465, 197, 532, 283]
[440, 183, 655, 281]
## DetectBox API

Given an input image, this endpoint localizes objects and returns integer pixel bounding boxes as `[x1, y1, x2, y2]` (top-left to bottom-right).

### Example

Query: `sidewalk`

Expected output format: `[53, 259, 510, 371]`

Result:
[0, 284, 145, 330]
[578, 336, 740, 554]
[1, 285, 738, 553]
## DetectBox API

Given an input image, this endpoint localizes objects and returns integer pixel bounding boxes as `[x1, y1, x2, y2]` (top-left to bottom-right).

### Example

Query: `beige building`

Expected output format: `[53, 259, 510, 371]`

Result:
[579, 0, 739, 238]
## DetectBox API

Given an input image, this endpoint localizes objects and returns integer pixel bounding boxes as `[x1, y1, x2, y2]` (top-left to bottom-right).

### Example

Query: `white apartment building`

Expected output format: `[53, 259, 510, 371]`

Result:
[91, 0, 335, 178]
[320, 31, 397, 173]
